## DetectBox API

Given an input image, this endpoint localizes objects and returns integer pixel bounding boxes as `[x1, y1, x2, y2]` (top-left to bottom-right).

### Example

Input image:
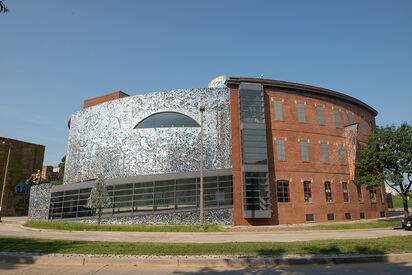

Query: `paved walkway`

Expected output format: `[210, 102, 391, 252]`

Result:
[0, 220, 411, 243]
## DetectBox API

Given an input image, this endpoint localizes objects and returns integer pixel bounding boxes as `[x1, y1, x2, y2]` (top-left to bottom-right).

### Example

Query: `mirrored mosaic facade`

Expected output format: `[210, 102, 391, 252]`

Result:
[64, 88, 232, 184]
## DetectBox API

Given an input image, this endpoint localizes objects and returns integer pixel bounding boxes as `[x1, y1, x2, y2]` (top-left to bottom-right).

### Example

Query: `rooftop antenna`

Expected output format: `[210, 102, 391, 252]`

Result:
[260, 74, 264, 79]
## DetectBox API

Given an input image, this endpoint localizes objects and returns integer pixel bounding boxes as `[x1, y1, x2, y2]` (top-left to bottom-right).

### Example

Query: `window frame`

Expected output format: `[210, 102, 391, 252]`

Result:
[325, 181, 333, 203]
[277, 180, 290, 203]
[304, 181, 312, 203]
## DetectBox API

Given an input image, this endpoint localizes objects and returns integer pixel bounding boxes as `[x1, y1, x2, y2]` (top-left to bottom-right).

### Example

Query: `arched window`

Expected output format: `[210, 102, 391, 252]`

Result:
[134, 112, 200, 129]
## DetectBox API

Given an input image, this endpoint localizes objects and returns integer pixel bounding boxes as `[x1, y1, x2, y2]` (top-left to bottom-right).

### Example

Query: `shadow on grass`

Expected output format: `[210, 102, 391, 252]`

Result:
[302, 244, 385, 255]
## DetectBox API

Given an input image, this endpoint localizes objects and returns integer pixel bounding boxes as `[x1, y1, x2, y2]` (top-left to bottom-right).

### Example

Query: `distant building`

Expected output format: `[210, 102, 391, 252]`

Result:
[0, 137, 45, 216]
[41, 165, 59, 181]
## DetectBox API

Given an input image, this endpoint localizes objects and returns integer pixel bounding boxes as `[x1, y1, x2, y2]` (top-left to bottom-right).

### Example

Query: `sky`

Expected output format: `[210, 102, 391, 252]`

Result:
[0, 0, 411, 166]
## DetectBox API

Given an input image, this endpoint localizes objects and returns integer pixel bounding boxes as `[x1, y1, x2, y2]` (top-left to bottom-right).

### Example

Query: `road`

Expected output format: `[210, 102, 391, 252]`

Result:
[1, 262, 412, 274]
[0, 220, 411, 243]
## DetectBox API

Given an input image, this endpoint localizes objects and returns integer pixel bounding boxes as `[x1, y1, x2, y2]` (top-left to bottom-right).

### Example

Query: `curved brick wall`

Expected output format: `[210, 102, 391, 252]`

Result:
[228, 78, 387, 225]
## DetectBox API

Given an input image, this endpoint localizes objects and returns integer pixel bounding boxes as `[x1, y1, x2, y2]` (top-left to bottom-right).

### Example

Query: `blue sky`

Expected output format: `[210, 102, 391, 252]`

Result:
[0, 0, 411, 166]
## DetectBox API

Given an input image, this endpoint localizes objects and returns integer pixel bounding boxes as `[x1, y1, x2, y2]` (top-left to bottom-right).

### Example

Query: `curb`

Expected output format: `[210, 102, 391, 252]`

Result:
[0, 252, 411, 267]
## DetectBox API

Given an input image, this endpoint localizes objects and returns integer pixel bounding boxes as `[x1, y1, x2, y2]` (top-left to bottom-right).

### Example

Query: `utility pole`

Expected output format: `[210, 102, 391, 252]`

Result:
[0, 140, 12, 222]
[199, 105, 205, 230]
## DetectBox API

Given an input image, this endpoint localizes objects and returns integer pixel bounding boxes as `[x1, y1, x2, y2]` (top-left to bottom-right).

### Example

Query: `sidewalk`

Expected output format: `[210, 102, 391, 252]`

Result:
[1, 252, 412, 268]
[1, 220, 411, 243]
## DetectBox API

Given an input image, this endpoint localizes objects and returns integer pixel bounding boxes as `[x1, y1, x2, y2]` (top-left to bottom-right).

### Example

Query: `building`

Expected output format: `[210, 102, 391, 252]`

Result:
[0, 137, 45, 216]
[41, 166, 59, 181]
[28, 77, 388, 224]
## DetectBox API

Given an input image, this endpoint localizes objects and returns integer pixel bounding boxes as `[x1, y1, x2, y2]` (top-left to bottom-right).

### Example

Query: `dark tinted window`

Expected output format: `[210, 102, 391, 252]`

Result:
[134, 112, 200, 128]
[306, 214, 314, 222]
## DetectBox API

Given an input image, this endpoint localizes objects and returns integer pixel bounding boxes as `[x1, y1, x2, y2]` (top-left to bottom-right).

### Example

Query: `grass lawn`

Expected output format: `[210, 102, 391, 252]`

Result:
[304, 220, 401, 230]
[390, 195, 411, 209]
[24, 220, 401, 232]
[0, 236, 412, 255]
[24, 221, 224, 232]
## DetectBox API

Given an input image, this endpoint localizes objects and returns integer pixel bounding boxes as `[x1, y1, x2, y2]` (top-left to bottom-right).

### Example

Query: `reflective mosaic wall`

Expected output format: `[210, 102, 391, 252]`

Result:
[64, 88, 231, 184]
[28, 183, 53, 220]
[80, 208, 233, 225]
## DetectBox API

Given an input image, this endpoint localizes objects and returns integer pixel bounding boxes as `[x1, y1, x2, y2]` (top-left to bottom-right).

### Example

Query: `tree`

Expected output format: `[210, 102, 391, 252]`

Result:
[355, 122, 412, 217]
[0, 1, 8, 13]
[58, 156, 65, 184]
[45, 173, 51, 183]
[86, 174, 111, 224]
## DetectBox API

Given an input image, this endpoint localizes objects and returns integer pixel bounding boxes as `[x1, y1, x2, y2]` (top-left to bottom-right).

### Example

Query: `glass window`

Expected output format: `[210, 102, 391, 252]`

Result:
[304, 181, 312, 203]
[334, 109, 341, 128]
[297, 103, 306, 123]
[369, 121, 374, 132]
[347, 113, 354, 124]
[327, 213, 334, 220]
[274, 100, 283, 121]
[360, 212, 365, 219]
[306, 214, 314, 222]
[277, 180, 290, 202]
[345, 213, 351, 220]
[300, 141, 309, 162]
[317, 106, 325, 125]
[325, 181, 333, 202]
[276, 139, 286, 161]
[370, 189, 376, 203]
[342, 182, 349, 202]
[321, 143, 329, 163]
[379, 186, 384, 204]
[338, 145, 345, 165]
[357, 184, 363, 202]
[134, 112, 200, 128]
[361, 117, 366, 134]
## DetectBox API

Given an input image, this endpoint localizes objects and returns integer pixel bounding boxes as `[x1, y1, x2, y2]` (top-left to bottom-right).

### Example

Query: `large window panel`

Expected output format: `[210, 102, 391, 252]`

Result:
[134, 112, 200, 128]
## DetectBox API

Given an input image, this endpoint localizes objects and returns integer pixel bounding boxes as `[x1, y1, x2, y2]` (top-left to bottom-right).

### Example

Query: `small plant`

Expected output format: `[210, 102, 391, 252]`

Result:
[86, 174, 111, 225]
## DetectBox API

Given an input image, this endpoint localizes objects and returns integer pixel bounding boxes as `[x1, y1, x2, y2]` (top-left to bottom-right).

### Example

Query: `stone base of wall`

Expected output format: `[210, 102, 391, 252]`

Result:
[28, 183, 53, 221]
[80, 207, 234, 225]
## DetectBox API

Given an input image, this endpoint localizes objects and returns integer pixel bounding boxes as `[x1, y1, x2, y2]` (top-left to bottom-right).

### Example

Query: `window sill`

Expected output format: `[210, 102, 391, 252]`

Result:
[278, 202, 292, 204]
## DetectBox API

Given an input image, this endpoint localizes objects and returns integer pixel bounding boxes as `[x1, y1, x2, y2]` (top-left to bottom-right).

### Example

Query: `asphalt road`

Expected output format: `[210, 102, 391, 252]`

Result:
[0, 220, 411, 243]
[1, 262, 412, 274]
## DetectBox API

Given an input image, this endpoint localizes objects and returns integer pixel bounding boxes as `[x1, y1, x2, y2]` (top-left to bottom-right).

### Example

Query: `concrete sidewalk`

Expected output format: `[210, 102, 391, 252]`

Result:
[0, 252, 412, 268]
[0, 221, 412, 243]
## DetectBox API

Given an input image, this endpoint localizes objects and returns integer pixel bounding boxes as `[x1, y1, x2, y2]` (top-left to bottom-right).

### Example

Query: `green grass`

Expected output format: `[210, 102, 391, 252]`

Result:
[390, 195, 411, 209]
[1, 236, 412, 255]
[23, 221, 224, 232]
[304, 220, 401, 230]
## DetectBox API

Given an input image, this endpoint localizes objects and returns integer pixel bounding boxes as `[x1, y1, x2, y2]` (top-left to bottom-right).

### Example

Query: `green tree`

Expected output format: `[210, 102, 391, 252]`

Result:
[0, 1, 8, 13]
[355, 122, 412, 217]
[45, 173, 51, 183]
[58, 156, 65, 183]
[86, 174, 111, 225]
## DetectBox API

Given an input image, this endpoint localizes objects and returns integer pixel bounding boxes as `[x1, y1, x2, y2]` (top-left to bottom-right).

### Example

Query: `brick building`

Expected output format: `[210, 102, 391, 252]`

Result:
[29, 77, 387, 224]
[41, 165, 59, 181]
[0, 137, 45, 216]
[226, 78, 387, 225]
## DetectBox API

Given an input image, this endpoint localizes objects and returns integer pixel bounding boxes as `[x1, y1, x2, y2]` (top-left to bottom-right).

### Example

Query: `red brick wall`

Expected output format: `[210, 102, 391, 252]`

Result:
[0, 137, 45, 216]
[83, 91, 129, 109]
[230, 81, 387, 225]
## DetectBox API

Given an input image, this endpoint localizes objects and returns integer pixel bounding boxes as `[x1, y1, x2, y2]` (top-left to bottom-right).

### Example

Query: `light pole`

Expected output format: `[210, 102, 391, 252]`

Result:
[199, 105, 205, 230]
[0, 140, 12, 223]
